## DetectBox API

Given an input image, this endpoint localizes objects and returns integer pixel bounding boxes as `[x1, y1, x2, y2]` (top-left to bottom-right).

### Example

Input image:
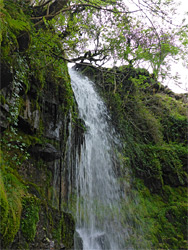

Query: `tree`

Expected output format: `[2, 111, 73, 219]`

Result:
[3, 0, 188, 83]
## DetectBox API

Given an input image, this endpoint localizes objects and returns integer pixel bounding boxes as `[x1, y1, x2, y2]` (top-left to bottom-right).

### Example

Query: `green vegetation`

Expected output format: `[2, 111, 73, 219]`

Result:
[0, 0, 76, 248]
[77, 64, 188, 249]
[133, 180, 188, 249]
[52, 212, 75, 249]
[0, 154, 25, 247]
[0, 0, 187, 249]
[21, 195, 40, 242]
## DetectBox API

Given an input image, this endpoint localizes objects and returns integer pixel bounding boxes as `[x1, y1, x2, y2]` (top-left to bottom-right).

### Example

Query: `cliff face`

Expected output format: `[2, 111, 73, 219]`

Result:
[75, 63, 188, 249]
[0, 1, 83, 249]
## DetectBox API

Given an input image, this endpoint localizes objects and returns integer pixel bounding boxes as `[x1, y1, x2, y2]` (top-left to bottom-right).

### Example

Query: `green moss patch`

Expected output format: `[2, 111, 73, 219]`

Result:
[0, 153, 26, 247]
[76, 64, 188, 249]
[21, 195, 40, 242]
[134, 180, 188, 249]
[52, 212, 75, 249]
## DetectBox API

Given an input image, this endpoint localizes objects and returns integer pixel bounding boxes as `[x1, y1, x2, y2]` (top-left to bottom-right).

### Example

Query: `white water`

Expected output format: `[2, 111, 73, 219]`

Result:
[69, 68, 133, 250]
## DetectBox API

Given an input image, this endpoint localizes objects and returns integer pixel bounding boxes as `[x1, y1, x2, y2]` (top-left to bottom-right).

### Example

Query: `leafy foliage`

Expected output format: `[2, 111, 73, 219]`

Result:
[0, 1, 75, 248]
[0, 0, 31, 61]
[0, 0, 187, 249]
[30, 0, 186, 83]
[2, 0, 187, 84]
[132, 180, 188, 249]
[76, 64, 188, 249]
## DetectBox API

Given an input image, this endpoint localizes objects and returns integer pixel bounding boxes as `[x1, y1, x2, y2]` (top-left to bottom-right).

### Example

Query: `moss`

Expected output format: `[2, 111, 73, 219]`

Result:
[136, 103, 164, 144]
[0, 170, 9, 235]
[76, 64, 188, 249]
[162, 115, 188, 144]
[61, 212, 75, 248]
[147, 93, 188, 144]
[131, 179, 188, 249]
[0, 1, 76, 249]
[21, 195, 40, 242]
[0, 94, 6, 105]
[52, 219, 61, 244]
[52, 212, 75, 248]
[0, 154, 26, 248]
[137, 144, 188, 188]
[1, 0, 31, 64]
[0, 0, 4, 44]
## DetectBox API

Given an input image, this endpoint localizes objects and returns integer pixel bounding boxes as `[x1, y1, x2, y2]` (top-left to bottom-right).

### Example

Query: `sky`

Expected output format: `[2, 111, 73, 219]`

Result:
[164, 0, 188, 93]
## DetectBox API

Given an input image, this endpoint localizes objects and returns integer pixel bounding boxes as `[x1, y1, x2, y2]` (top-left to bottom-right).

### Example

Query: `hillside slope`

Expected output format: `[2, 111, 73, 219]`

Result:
[75, 63, 188, 249]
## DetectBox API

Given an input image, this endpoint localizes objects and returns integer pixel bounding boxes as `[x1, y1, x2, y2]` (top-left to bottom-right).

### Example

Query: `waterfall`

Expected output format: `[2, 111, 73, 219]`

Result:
[68, 67, 145, 250]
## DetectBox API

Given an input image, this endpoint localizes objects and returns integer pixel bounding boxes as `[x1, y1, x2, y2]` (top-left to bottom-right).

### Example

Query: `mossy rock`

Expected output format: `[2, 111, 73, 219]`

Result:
[52, 210, 75, 249]
[134, 180, 188, 249]
[0, 171, 9, 235]
[0, 162, 26, 248]
[21, 195, 40, 242]
[61, 212, 75, 249]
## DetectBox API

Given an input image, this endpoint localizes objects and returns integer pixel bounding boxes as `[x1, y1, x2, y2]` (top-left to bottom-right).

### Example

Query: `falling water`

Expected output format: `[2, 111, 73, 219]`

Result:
[68, 67, 144, 250]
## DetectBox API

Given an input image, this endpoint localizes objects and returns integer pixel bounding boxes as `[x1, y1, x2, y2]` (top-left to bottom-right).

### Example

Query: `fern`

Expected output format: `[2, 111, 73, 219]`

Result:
[8, 17, 30, 32]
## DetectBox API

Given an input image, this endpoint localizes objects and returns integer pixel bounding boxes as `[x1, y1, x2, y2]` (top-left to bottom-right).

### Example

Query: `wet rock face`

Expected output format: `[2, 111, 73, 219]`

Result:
[12, 206, 74, 250]
[61, 212, 75, 249]
[0, 63, 13, 90]
[18, 115, 34, 134]
[74, 231, 83, 249]
[0, 60, 79, 248]
[74, 231, 111, 250]
[0, 104, 9, 131]
[95, 233, 111, 250]
[28, 143, 61, 162]
[17, 32, 30, 52]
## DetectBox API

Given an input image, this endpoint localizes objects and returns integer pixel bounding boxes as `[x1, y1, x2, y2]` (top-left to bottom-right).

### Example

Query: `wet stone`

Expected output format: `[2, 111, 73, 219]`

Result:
[28, 143, 61, 162]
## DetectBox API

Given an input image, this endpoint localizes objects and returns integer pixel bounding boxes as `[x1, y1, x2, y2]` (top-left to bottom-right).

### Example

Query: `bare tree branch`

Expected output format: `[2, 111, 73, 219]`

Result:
[33, 0, 53, 9]
[31, 3, 141, 21]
